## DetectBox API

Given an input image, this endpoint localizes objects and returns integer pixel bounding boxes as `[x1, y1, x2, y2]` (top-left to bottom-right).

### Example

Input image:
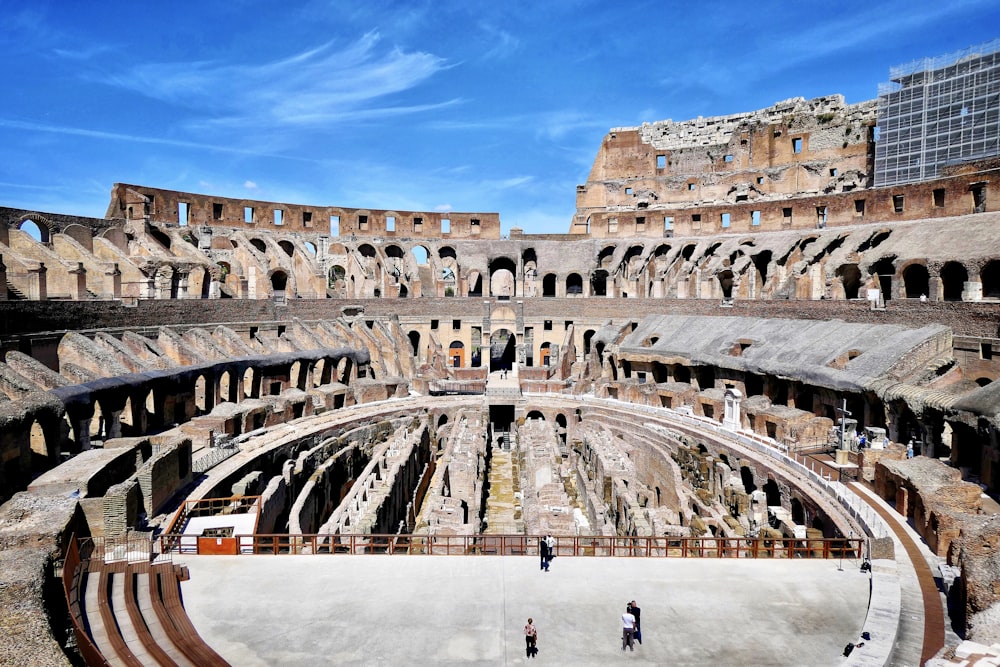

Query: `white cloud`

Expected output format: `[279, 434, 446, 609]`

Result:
[434, 204, 452, 212]
[99, 31, 454, 129]
[244, 180, 258, 190]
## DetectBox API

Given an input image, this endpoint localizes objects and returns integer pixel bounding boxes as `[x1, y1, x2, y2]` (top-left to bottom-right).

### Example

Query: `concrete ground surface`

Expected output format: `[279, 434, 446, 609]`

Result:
[180, 554, 872, 666]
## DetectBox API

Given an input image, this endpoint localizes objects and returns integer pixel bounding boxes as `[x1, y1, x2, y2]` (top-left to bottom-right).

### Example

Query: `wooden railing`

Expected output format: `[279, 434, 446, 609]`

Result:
[158, 532, 864, 559]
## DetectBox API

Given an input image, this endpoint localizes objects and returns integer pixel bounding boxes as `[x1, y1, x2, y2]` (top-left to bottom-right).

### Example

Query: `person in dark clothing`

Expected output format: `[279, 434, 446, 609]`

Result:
[627, 600, 642, 644]
[539, 536, 550, 571]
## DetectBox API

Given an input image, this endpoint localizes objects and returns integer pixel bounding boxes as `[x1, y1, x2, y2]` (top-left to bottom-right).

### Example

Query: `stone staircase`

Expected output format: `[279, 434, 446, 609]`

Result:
[483, 443, 523, 534]
[5, 278, 26, 300]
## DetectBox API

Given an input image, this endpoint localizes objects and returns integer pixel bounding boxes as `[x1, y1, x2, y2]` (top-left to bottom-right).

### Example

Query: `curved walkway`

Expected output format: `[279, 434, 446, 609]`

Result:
[850, 481, 946, 665]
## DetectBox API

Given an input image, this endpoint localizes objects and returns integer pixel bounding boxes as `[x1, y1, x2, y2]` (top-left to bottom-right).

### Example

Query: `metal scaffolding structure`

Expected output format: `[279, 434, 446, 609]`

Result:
[875, 39, 1000, 187]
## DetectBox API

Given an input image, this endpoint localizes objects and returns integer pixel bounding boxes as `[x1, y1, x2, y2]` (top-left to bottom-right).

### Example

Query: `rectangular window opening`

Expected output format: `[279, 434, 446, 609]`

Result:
[625, 187, 633, 195]
[751, 211, 761, 226]
[244, 207, 254, 224]
[972, 184, 986, 213]
[302, 211, 313, 227]
[178, 202, 189, 226]
[274, 209, 283, 226]
[330, 215, 340, 236]
[933, 189, 945, 208]
[608, 218, 618, 233]
[430, 319, 439, 330]
[386, 216, 396, 232]
[441, 218, 451, 234]
[792, 137, 803, 154]
[893, 195, 904, 213]
[358, 215, 369, 231]
[663, 216, 674, 232]
[854, 199, 866, 217]
[816, 206, 828, 227]
[656, 155, 666, 169]
[470, 218, 481, 234]
[982, 342, 994, 360]
[782, 207, 793, 222]
[452, 319, 461, 330]
[413, 217, 423, 233]
[756, 176, 765, 185]
[636, 216, 645, 228]
[544, 320, 552, 331]
[212, 203, 223, 220]
[829, 168, 838, 177]
[720, 213, 731, 228]
[691, 214, 701, 223]
[724, 154, 733, 163]
[688, 183, 696, 191]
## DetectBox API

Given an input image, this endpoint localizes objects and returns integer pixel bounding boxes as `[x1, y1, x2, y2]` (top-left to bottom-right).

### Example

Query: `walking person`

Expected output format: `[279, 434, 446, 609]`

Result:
[524, 618, 538, 658]
[545, 534, 556, 569]
[539, 535, 550, 571]
[621, 604, 637, 651]
[627, 600, 642, 644]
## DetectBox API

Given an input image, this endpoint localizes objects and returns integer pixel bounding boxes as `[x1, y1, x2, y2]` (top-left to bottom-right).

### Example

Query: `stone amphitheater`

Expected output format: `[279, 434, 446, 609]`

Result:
[1, 85, 1000, 665]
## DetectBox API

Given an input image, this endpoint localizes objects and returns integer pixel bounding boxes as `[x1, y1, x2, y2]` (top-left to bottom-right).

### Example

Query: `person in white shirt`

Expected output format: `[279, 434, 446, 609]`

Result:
[621, 605, 637, 651]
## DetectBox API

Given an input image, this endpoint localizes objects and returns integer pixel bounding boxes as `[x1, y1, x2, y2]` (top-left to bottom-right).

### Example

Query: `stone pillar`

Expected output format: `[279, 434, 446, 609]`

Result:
[208, 278, 220, 299]
[176, 271, 190, 299]
[70, 262, 87, 300]
[962, 281, 983, 302]
[723, 387, 743, 431]
[104, 409, 124, 439]
[0, 254, 6, 301]
[27, 263, 47, 301]
[107, 263, 122, 299]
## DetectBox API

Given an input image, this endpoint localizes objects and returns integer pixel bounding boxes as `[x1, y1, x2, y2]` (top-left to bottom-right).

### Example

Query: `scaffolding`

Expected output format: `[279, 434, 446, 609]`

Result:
[875, 39, 1000, 187]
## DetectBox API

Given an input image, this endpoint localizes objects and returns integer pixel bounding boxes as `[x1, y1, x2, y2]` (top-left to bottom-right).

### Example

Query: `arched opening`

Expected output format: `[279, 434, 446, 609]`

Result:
[902, 263, 929, 298]
[673, 365, 691, 384]
[489, 329, 516, 372]
[278, 240, 294, 257]
[195, 375, 208, 413]
[870, 257, 896, 301]
[219, 371, 234, 403]
[940, 262, 968, 301]
[250, 238, 266, 253]
[408, 331, 421, 360]
[412, 246, 429, 265]
[790, 498, 805, 525]
[542, 273, 557, 297]
[540, 342, 552, 367]
[566, 273, 583, 296]
[243, 368, 257, 398]
[18, 219, 49, 243]
[597, 245, 617, 269]
[751, 250, 772, 289]
[981, 260, 1000, 299]
[763, 479, 781, 507]
[448, 341, 464, 368]
[526, 410, 545, 421]
[489, 257, 517, 298]
[591, 270, 608, 297]
[304, 242, 317, 256]
[717, 270, 734, 298]
[270, 270, 288, 294]
[328, 265, 346, 297]
[740, 466, 756, 494]
[583, 330, 595, 356]
[836, 264, 862, 299]
[29, 419, 48, 467]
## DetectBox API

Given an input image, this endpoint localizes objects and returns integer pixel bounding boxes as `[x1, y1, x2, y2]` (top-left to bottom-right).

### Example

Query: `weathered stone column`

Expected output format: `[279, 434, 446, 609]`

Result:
[70, 262, 87, 300]
[962, 280, 983, 302]
[107, 263, 122, 299]
[176, 271, 190, 299]
[723, 387, 743, 431]
[27, 263, 47, 300]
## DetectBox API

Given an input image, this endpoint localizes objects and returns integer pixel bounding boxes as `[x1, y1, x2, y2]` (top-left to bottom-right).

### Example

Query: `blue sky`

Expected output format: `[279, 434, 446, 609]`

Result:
[2, 0, 999, 234]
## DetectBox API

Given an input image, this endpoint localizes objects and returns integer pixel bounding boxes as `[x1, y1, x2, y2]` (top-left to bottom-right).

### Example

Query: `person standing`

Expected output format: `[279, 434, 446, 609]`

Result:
[524, 618, 538, 658]
[539, 536, 550, 571]
[627, 600, 642, 644]
[545, 534, 556, 568]
[621, 605, 636, 651]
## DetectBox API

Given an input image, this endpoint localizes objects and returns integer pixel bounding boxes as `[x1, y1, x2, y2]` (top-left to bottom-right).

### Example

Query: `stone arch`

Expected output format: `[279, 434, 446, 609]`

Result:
[278, 240, 294, 257]
[250, 238, 267, 254]
[565, 273, 583, 295]
[717, 270, 734, 299]
[591, 269, 608, 297]
[542, 273, 557, 297]
[489, 329, 516, 372]
[597, 245, 617, 269]
[17, 216, 50, 243]
[448, 341, 464, 368]
[790, 497, 805, 525]
[901, 262, 929, 298]
[763, 478, 781, 507]
[99, 226, 129, 252]
[270, 269, 289, 295]
[981, 260, 1000, 299]
[836, 263, 862, 299]
[526, 410, 545, 421]
[940, 262, 968, 301]
[540, 342, 552, 367]
[869, 257, 896, 301]
[583, 329, 596, 355]
[489, 257, 517, 298]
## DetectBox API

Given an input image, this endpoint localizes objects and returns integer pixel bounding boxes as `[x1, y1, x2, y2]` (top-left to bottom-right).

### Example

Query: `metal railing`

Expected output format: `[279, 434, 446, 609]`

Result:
[158, 532, 863, 559]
